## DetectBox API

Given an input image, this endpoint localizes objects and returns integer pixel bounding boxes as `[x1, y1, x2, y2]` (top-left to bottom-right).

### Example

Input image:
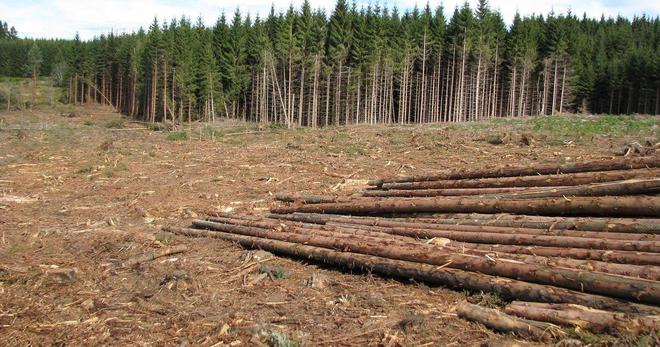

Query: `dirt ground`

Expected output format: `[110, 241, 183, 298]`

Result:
[0, 106, 657, 346]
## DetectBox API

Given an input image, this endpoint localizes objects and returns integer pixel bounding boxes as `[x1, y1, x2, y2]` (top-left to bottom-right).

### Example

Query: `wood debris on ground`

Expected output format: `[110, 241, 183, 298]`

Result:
[169, 155, 660, 342]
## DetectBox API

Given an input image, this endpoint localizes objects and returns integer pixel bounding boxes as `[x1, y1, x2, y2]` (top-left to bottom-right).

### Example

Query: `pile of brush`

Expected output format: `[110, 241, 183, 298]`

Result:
[166, 156, 660, 341]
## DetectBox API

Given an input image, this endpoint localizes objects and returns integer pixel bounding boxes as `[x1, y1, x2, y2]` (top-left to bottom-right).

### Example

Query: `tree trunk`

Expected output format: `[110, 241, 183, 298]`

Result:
[504, 302, 659, 335]
[271, 195, 660, 217]
[378, 168, 660, 190]
[371, 157, 660, 186]
[191, 220, 660, 303]
[457, 303, 564, 342]
[164, 225, 660, 314]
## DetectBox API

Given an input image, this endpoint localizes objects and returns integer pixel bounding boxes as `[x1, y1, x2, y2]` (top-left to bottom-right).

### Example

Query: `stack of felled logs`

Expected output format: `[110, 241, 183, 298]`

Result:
[166, 156, 660, 341]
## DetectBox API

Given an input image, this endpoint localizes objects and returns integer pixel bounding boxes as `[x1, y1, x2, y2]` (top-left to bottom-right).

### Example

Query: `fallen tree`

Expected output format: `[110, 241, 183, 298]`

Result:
[504, 301, 660, 335]
[361, 187, 564, 197]
[190, 220, 660, 304]
[164, 225, 660, 314]
[370, 156, 660, 185]
[271, 196, 660, 217]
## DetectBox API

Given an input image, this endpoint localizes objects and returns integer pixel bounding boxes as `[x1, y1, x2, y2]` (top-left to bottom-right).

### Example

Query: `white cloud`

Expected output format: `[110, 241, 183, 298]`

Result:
[2, 0, 657, 40]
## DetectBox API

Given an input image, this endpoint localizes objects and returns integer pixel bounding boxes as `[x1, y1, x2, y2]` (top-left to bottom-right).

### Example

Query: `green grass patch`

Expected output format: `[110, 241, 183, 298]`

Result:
[202, 126, 224, 138]
[105, 119, 124, 129]
[166, 131, 188, 141]
[83, 120, 94, 126]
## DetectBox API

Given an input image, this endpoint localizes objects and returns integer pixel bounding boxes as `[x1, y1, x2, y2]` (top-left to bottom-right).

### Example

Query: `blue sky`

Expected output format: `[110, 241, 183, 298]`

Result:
[2, 0, 658, 40]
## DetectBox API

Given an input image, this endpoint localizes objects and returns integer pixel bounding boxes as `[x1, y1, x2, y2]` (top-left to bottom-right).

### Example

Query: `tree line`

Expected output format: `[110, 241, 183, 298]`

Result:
[1, 1, 658, 124]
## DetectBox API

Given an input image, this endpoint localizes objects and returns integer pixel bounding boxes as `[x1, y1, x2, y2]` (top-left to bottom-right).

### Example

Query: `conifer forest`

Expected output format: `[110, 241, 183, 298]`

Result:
[1, 0, 659, 127]
[2, 1, 660, 345]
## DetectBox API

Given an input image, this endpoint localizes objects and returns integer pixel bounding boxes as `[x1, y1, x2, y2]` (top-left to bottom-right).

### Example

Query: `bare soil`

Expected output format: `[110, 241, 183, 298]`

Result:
[0, 106, 655, 346]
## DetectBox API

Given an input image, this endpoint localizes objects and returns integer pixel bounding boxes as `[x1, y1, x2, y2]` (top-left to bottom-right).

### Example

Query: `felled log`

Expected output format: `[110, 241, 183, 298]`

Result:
[416, 214, 660, 234]
[370, 156, 660, 186]
[270, 195, 660, 217]
[494, 178, 660, 199]
[191, 220, 660, 304]
[210, 215, 660, 280]
[275, 192, 343, 204]
[456, 302, 565, 342]
[122, 245, 188, 267]
[163, 226, 660, 314]
[449, 249, 660, 281]
[504, 301, 660, 335]
[446, 242, 660, 266]
[361, 187, 543, 197]
[271, 213, 658, 241]
[365, 178, 660, 199]
[380, 168, 660, 190]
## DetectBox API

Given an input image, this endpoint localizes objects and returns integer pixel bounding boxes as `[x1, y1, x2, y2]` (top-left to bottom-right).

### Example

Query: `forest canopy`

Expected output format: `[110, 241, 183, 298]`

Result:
[0, 0, 658, 125]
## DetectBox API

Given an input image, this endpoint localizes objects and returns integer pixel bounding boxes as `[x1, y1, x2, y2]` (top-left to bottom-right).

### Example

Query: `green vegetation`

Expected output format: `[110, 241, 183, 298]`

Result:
[104, 118, 124, 129]
[202, 126, 224, 138]
[166, 131, 188, 141]
[1, 1, 658, 125]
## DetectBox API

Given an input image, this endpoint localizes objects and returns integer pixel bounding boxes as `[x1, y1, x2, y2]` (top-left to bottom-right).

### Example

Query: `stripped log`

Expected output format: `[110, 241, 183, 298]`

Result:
[365, 179, 660, 199]
[504, 302, 660, 335]
[273, 212, 660, 234]
[208, 215, 660, 280]
[420, 213, 660, 234]
[446, 242, 660, 266]
[269, 213, 658, 241]
[191, 220, 660, 304]
[323, 222, 660, 252]
[164, 226, 660, 314]
[270, 196, 660, 217]
[380, 168, 660, 190]
[456, 302, 565, 342]
[370, 156, 660, 186]
[494, 178, 660, 199]
[361, 187, 565, 197]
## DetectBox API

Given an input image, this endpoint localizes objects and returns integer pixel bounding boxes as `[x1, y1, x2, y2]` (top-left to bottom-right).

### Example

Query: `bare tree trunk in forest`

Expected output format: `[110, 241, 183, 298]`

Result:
[162, 62, 167, 122]
[298, 64, 305, 127]
[420, 31, 427, 123]
[551, 58, 558, 115]
[560, 61, 566, 114]
[475, 51, 482, 121]
[509, 67, 516, 117]
[325, 75, 330, 127]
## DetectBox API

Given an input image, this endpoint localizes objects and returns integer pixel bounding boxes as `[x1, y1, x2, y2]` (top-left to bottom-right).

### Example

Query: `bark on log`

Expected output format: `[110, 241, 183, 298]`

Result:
[273, 212, 660, 234]
[504, 301, 660, 335]
[361, 187, 564, 197]
[270, 196, 660, 217]
[270, 213, 658, 241]
[380, 168, 660, 190]
[275, 192, 345, 204]
[163, 226, 660, 314]
[122, 245, 188, 267]
[416, 215, 660, 234]
[210, 215, 660, 280]
[190, 220, 660, 304]
[494, 178, 660, 199]
[456, 302, 565, 342]
[365, 178, 660, 199]
[370, 156, 660, 186]
[446, 242, 660, 266]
